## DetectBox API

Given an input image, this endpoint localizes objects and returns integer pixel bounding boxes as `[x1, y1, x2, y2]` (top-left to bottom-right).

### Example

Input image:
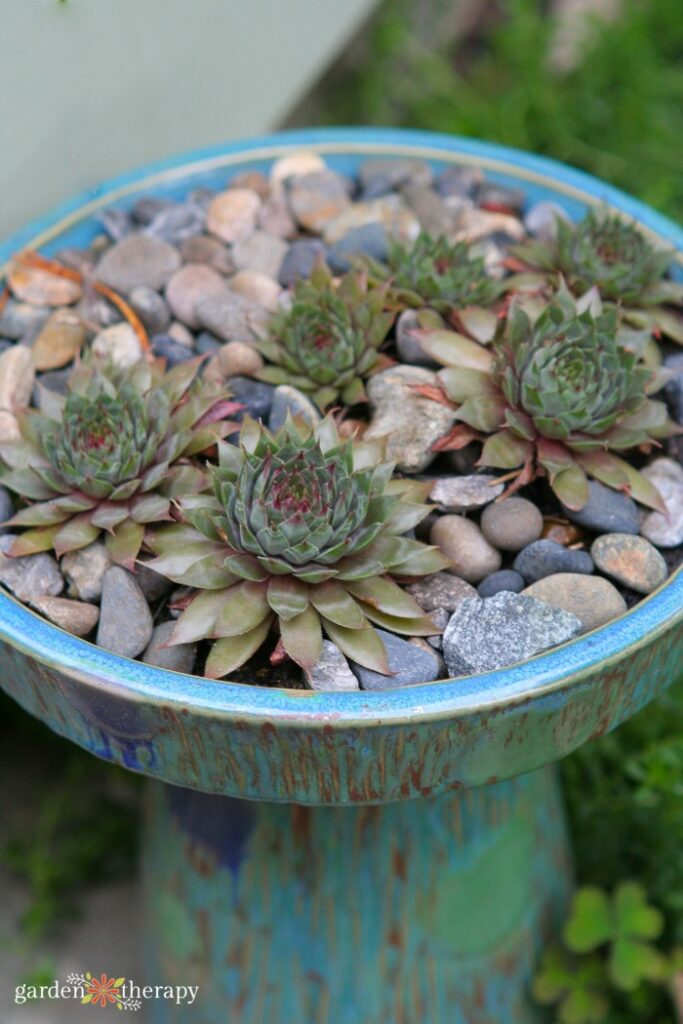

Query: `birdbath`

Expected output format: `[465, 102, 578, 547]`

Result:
[1, 129, 682, 1024]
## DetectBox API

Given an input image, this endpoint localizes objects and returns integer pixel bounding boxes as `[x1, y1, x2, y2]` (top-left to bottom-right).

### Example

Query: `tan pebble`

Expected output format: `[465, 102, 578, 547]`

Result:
[453, 209, 525, 244]
[206, 189, 262, 244]
[165, 263, 227, 329]
[480, 497, 544, 552]
[542, 519, 584, 546]
[258, 195, 297, 239]
[0, 344, 35, 410]
[29, 595, 100, 636]
[229, 170, 270, 199]
[8, 263, 82, 306]
[0, 410, 20, 442]
[591, 533, 668, 595]
[230, 271, 281, 312]
[179, 235, 234, 274]
[167, 321, 195, 347]
[338, 418, 368, 440]
[203, 355, 225, 388]
[218, 341, 264, 378]
[270, 151, 326, 190]
[430, 515, 502, 583]
[523, 574, 626, 634]
[31, 309, 86, 371]
[323, 196, 420, 246]
[91, 323, 142, 369]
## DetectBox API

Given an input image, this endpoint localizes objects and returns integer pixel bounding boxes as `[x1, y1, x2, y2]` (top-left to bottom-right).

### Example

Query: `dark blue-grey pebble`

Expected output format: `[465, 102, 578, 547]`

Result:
[228, 377, 275, 423]
[151, 335, 194, 367]
[561, 480, 640, 535]
[435, 165, 481, 198]
[351, 629, 441, 691]
[0, 486, 14, 531]
[664, 352, 683, 425]
[514, 539, 594, 583]
[326, 224, 389, 274]
[35, 368, 71, 397]
[0, 339, 13, 356]
[477, 569, 526, 598]
[278, 239, 328, 287]
[132, 196, 174, 225]
[195, 331, 222, 356]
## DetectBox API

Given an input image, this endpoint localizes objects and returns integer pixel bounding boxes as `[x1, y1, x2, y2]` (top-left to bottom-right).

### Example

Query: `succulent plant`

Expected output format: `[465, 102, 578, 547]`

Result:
[0, 357, 241, 568]
[253, 263, 394, 409]
[512, 210, 683, 343]
[363, 231, 503, 321]
[146, 415, 448, 678]
[419, 291, 677, 511]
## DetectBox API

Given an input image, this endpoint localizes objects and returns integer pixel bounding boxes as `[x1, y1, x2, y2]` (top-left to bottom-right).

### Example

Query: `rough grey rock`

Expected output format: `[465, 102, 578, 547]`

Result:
[95, 234, 181, 293]
[0, 536, 63, 601]
[640, 458, 683, 548]
[406, 571, 477, 612]
[142, 621, 197, 674]
[562, 481, 640, 535]
[443, 593, 582, 676]
[480, 497, 544, 552]
[591, 533, 668, 595]
[429, 474, 504, 513]
[304, 640, 360, 691]
[513, 539, 594, 583]
[523, 574, 627, 634]
[352, 629, 441, 691]
[96, 567, 154, 658]
[268, 386, 321, 432]
[61, 541, 112, 601]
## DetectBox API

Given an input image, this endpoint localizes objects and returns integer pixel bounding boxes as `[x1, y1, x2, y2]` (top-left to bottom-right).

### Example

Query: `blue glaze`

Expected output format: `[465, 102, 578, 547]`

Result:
[166, 786, 256, 877]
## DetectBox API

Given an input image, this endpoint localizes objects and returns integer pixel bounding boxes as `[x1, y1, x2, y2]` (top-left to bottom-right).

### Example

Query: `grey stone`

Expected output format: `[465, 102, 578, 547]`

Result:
[477, 570, 525, 598]
[435, 165, 483, 198]
[326, 224, 389, 274]
[228, 376, 275, 422]
[34, 368, 71, 399]
[640, 458, 683, 548]
[395, 309, 439, 368]
[232, 231, 288, 280]
[128, 286, 171, 334]
[96, 567, 154, 658]
[0, 299, 50, 340]
[195, 290, 269, 343]
[61, 541, 112, 601]
[513, 539, 594, 583]
[132, 196, 174, 225]
[407, 571, 477, 612]
[98, 207, 133, 241]
[429, 474, 504, 513]
[0, 536, 63, 601]
[664, 352, 683, 424]
[288, 170, 352, 232]
[562, 480, 640, 535]
[443, 592, 582, 676]
[591, 533, 668, 595]
[477, 182, 526, 210]
[95, 234, 181, 293]
[524, 201, 570, 240]
[0, 486, 14, 532]
[196, 331, 222, 356]
[142, 621, 197, 674]
[430, 516, 502, 583]
[323, 196, 420, 246]
[135, 561, 174, 603]
[352, 629, 441, 690]
[144, 202, 206, 245]
[523, 574, 627, 634]
[358, 158, 433, 197]
[304, 640, 360, 691]
[151, 334, 195, 367]
[29, 596, 99, 637]
[364, 365, 457, 474]
[400, 183, 459, 235]
[278, 239, 327, 287]
[268, 386, 321, 432]
[480, 497, 544, 552]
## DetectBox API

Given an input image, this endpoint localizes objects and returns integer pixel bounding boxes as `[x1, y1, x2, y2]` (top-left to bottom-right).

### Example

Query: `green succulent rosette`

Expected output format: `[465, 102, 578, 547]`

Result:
[512, 210, 683, 344]
[0, 356, 240, 568]
[419, 291, 678, 512]
[146, 415, 449, 678]
[253, 263, 395, 410]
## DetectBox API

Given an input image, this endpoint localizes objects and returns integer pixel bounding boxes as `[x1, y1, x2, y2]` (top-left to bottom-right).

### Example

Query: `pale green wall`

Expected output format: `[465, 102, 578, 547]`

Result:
[0, 0, 377, 237]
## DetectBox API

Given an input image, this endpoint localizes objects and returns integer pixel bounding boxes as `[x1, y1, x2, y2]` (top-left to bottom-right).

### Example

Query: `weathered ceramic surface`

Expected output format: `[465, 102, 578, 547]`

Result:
[0, 129, 682, 806]
[143, 767, 569, 1024]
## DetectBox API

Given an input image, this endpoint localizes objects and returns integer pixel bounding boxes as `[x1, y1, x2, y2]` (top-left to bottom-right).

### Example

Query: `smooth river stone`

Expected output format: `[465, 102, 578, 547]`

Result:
[30, 309, 86, 371]
[95, 234, 181, 293]
[591, 533, 668, 595]
[206, 188, 262, 244]
[640, 458, 683, 548]
[523, 574, 627, 633]
[430, 516, 502, 584]
[29, 596, 99, 637]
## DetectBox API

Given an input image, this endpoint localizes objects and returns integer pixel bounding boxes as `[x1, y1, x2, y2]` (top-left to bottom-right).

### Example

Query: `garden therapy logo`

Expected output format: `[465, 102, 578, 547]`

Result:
[14, 972, 199, 1010]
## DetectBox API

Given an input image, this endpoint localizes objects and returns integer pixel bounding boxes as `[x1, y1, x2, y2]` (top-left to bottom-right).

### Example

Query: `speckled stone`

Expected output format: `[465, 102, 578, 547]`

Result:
[562, 480, 640, 535]
[406, 571, 477, 612]
[591, 533, 668, 595]
[206, 188, 261, 244]
[29, 595, 99, 637]
[196, 290, 269, 343]
[352, 629, 441, 691]
[443, 592, 582, 676]
[95, 234, 181, 293]
[364, 365, 457, 474]
[523, 574, 627, 634]
[91, 323, 143, 369]
[0, 537, 63, 601]
[513, 539, 594, 583]
[232, 231, 289, 280]
[142, 621, 197, 674]
[165, 264, 226, 329]
[268, 386, 321, 432]
[429, 475, 504, 513]
[305, 640, 360, 692]
[430, 516, 502, 584]
[97, 567, 153, 658]
[477, 570, 525, 598]
[358, 158, 433, 196]
[400, 183, 459, 236]
[480, 497, 544, 552]
[258, 195, 298, 239]
[61, 541, 112, 601]
[640, 458, 683, 548]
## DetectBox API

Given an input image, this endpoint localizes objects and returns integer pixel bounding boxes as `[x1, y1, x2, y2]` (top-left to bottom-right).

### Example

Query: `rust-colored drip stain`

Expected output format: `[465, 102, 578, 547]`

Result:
[392, 847, 407, 882]
[291, 804, 312, 846]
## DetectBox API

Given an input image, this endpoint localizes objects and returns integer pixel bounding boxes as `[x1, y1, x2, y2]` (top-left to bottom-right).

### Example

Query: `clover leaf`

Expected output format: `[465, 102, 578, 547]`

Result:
[533, 947, 609, 1024]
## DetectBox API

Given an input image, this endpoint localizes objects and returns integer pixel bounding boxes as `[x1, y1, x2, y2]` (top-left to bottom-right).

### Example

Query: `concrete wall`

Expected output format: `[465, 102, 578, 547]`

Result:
[0, 0, 377, 237]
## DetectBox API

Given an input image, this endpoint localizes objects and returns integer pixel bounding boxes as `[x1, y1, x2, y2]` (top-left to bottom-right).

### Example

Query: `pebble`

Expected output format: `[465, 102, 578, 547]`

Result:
[196, 290, 269, 343]
[640, 458, 683, 548]
[167, 321, 194, 348]
[206, 188, 261, 244]
[96, 567, 153, 658]
[268, 385, 321, 432]
[364, 365, 457, 473]
[227, 376, 275, 422]
[478, 182, 526, 211]
[128, 286, 171, 334]
[258, 195, 298, 239]
[270, 151, 326, 190]
[0, 344, 35, 411]
[0, 487, 14, 531]
[477, 569, 525, 598]
[406, 571, 477, 612]
[400, 183, 459, 236]
[61, 541, 112, 601]
[0, 537, 63, 601]
[395, 309, 440, 367]
[196, 331, 222, 356]
[35, 369, 70, 401]
[278, 239, 327, 287]
[151, 334, 194, 367]
[429, 474, 504, 513]
[542, 519, 584, 546]
[0, 411, 20, 442]
[229, 170, 270, 199]
[523, 574, 627, 634]
[435, 165, 483, 198]
[326, 223, 389, 274]
[562, 480, 640, 535]
[352, 629, 441, 690]
[430, 516, 502, 583]
[323, 195, 420, 246]
[0, 340, 11, 357]
[217, 341, 264, 379]
[91, 323, 143, 369]
[0, 299, 50, 340]
[30, 309, 86, 371]
[524, 201, 570, 240]
[165, 264, 226, 329]
[95, 234, 181, 293]
[232, 230, 288, 280]
[180, 235, 234, 274]
[454, 209, 525, 244]
[304, 640, 360, 692]
[29, 595, 99, 637]
[288, 170, 352, 232]
[513, 539, 594, 582]
[480, 497, 544, 552]
[142, 620, 197, 674]
[591, 533, 668, 595]
[229, 271, 281, 313]
[443, 592, 582, 676]
[144, 202, 206, 246]
[132, 196, 173, 225]
[98, 208, 133, 241]
[663, 352, 683, 424]
[8, 264, 82, 306]
[358, 158, 433, 197]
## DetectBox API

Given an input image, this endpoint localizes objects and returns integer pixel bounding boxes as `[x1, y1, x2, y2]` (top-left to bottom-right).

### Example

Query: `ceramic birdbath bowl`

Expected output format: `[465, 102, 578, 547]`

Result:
[1, 129, 682, 1024]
